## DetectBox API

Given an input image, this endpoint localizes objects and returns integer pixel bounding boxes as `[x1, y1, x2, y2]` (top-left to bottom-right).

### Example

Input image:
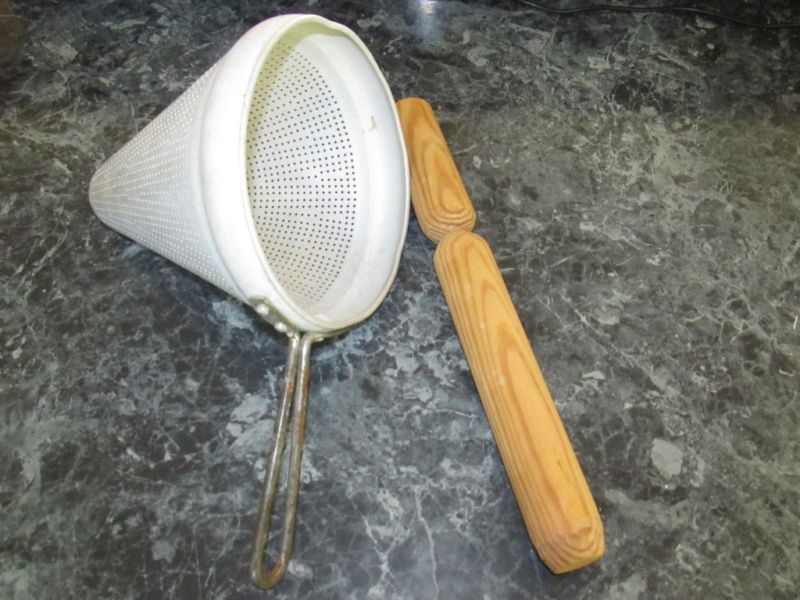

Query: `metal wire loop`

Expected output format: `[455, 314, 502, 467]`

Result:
[250, 332, 325, 589]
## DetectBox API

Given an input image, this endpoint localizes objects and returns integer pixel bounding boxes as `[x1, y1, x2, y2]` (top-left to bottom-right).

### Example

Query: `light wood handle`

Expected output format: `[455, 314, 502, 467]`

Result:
[434, 231, 604, 573]
[396, 97, 476, 242]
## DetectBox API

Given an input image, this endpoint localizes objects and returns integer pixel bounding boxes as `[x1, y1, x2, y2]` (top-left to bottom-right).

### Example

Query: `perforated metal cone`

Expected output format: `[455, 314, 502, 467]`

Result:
[89, 64, 240, 297]
[89, 15, 409, 332]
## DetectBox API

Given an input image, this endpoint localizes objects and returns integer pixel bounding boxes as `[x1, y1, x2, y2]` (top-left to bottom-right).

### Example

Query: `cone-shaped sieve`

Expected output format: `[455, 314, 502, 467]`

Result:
[89, 15, 409, 588]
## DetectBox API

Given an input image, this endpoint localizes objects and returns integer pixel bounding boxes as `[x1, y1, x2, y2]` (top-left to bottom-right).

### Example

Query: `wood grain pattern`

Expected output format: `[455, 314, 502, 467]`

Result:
[396, 97, 476, 242]
[434, 230, 604, 573]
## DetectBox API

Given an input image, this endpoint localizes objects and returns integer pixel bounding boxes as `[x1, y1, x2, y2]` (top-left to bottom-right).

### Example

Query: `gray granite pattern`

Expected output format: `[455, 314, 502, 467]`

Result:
[1, 1, 799, 598]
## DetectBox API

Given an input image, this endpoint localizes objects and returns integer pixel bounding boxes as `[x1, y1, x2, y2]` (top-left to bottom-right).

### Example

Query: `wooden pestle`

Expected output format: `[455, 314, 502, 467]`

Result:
[396, 98, 604, 573]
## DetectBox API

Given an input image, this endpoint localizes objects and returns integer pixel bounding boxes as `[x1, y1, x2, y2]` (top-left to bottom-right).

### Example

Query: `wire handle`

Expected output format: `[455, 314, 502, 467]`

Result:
[250, 332, 322, 589]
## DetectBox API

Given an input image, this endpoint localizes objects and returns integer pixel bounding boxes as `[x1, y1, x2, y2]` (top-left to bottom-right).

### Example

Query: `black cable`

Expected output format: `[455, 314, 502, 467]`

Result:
[513, 1, 800, 29]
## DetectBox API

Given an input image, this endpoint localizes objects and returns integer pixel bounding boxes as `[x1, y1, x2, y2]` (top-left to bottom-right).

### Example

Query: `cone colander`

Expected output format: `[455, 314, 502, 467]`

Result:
[88, 14, 409, 588]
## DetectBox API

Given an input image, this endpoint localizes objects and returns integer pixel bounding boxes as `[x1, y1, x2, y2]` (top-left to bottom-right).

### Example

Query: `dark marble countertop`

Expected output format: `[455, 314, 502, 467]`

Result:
[1, 1, 799, 598]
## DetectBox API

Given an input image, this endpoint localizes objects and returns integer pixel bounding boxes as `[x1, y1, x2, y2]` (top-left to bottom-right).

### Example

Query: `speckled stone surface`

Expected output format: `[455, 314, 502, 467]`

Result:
[1, 1, 799, 598]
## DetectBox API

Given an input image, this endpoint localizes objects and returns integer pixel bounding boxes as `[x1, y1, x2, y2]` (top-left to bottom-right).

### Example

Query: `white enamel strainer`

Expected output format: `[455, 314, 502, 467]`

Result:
[88, 15, 409, 588]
